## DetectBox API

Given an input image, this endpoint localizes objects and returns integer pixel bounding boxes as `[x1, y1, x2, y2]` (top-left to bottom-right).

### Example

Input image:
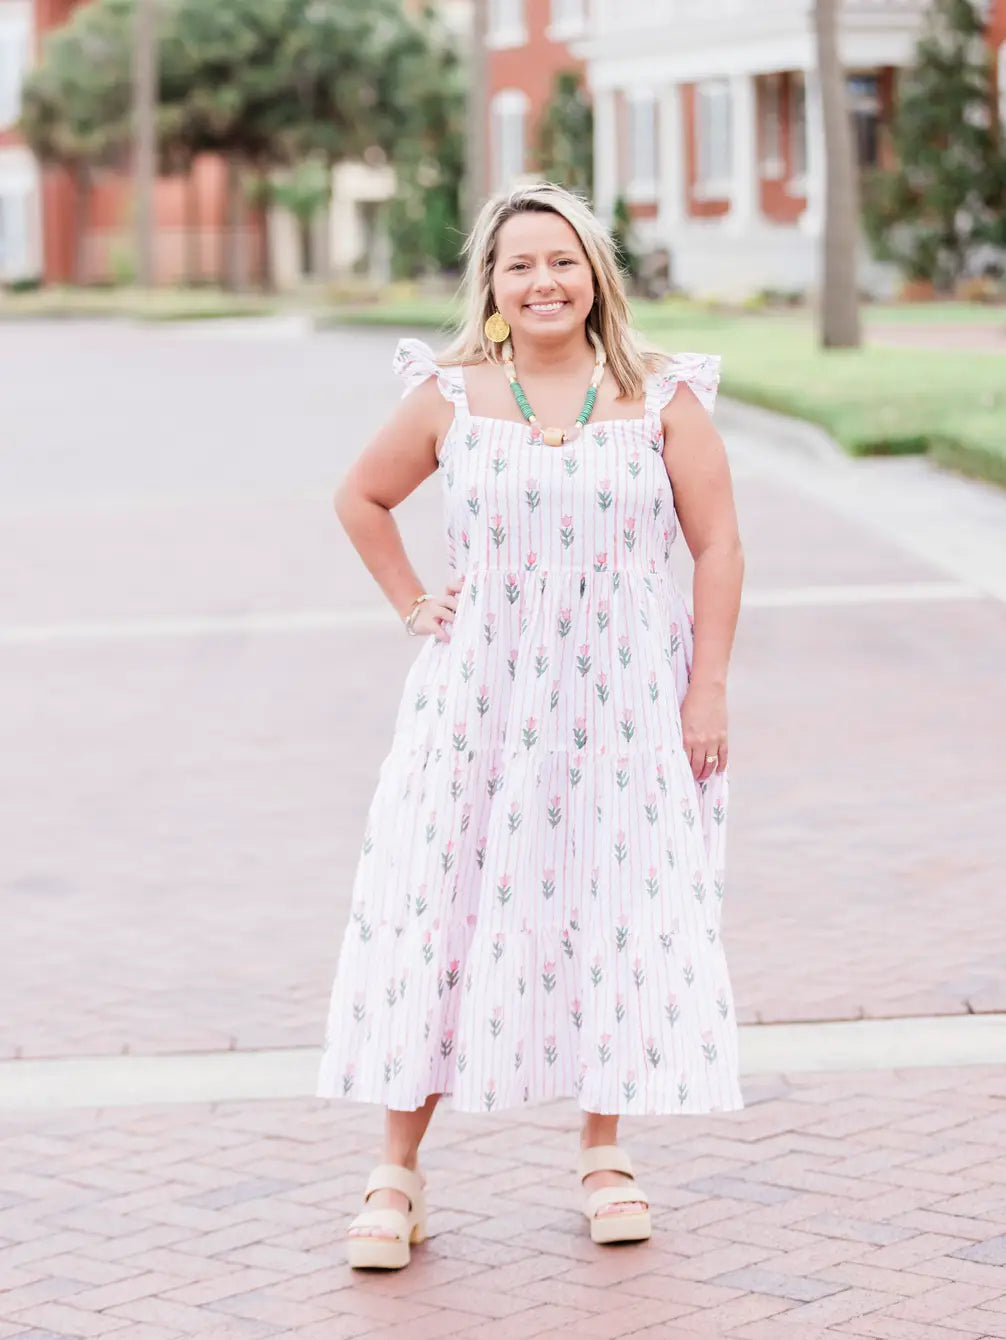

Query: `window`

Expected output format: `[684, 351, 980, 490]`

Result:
[491, 90, 528, 192]
[549, 0, 586, 40]
[790, 71, 807, 187]
[695, 79, 731, 198]
[0, 15, 30, 128]
[759, 74, 784, 179]
[0, 190, 29, 279]
[847, 73, 880, 168]
[626, 92, 657, 199]
[488, 0, 526, 47]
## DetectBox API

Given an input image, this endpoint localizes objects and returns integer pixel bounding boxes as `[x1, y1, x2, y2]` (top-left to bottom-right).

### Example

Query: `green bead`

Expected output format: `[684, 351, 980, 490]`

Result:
[575, 385, 598, 427]
[507, 367, 601, 431]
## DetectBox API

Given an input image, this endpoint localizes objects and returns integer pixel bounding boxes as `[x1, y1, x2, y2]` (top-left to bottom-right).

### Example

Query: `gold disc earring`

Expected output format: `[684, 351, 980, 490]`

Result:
[484, 310, 510, 343]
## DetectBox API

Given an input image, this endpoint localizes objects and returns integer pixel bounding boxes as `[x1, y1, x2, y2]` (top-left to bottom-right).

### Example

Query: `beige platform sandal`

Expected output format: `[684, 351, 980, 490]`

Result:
[578, 1145, 652, 1245]
[345, 1163, 427, 1270]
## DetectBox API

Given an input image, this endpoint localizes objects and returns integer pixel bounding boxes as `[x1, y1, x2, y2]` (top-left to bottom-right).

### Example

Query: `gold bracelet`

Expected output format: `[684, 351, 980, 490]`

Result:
[404, 593, 433, 636]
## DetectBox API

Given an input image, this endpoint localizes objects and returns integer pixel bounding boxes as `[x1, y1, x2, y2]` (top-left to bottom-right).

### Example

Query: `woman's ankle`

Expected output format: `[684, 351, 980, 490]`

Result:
[382, 1149, 420, 1171]
[580, 1114, 619, 1150]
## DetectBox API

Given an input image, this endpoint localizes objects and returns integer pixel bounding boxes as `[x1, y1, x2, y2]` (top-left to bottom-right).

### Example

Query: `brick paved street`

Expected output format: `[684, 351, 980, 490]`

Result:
[1, 320, 1004, 1337]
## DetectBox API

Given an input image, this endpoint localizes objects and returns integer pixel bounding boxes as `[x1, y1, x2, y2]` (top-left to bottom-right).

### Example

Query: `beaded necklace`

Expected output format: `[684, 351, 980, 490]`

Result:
[501, 330, 606, 448]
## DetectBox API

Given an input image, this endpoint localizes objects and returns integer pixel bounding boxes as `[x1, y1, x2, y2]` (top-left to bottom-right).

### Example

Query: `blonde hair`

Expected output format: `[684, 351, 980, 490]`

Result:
[440, 183, 663, 400]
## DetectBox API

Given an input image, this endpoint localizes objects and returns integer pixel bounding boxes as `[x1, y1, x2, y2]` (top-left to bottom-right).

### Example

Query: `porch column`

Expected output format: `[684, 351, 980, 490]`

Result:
[657, 81, 685, 230]
[800, 67, 825, 236]
[727, 71, 759, 233]
[593, 86, 617, 225]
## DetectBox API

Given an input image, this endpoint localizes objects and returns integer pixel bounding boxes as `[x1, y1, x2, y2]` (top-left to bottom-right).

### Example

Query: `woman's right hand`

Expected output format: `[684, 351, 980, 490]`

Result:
[408, 576, 464, 643]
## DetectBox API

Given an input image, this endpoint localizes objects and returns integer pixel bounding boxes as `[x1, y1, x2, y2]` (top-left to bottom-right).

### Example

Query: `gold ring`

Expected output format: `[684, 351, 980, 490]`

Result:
[705, 755, 718, 764]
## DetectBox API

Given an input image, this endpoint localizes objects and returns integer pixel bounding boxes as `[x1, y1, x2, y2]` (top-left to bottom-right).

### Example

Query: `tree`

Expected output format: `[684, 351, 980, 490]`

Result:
[536, 71, 593, 196]
[156, 0, 301, 289]
[861, 0, 1006, 291]
[22, 0, 468, 288]
[19, 0, 135, 282]
[160, 0, 464, 285]
[271, 158, 331, 277]
[609, 195, 639, 283]
[815, 0, 862, 348]
[383, 8, 466, 278]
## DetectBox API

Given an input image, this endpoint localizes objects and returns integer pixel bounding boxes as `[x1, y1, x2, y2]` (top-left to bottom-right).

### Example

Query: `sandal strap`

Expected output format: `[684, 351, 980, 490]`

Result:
[578, 1144, 634, 1181]
[364, 1163, 424, 1207]
[585, 1183, 650, 1217]
[349, 1206, 410, 1239]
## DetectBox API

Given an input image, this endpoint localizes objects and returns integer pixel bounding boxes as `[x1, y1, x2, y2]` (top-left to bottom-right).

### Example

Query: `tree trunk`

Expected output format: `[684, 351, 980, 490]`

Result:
[72, 165, 91, 285]
[815, 0, 862, 348]
[299, 216, 314, 278]
[223, 158, 244, 291]
[463, 0, 490, 225]
[184, 162, 201, 286]
[255, 170, 274, 292]
[315, 199, 332, 280]
[132, 0, 158, 287]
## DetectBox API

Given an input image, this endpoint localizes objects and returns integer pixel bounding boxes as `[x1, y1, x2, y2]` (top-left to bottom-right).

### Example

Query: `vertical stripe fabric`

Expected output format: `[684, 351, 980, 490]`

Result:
[317, 339, 743, 1116]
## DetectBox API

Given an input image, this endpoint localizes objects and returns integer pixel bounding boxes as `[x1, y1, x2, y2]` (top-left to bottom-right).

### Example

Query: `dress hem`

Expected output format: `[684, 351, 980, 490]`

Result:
[315, 1083, 746, 1118]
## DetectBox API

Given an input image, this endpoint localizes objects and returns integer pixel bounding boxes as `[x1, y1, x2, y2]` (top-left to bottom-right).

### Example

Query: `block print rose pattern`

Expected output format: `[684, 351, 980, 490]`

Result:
[316, 338, 744, 1116]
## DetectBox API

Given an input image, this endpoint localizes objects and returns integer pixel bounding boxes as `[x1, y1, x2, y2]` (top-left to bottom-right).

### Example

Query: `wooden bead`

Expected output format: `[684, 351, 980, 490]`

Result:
[543, 427, 565, 448]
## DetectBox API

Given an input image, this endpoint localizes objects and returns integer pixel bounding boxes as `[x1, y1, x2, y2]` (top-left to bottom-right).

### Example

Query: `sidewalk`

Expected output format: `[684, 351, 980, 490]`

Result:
[1, 322, 1004, 1338]
[2, 1068, 1005, 1339]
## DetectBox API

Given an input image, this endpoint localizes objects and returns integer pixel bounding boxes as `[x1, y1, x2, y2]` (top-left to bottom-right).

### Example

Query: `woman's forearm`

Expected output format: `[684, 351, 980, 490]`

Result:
[689, 542, 744, 688]
[335, 489, 425, 620]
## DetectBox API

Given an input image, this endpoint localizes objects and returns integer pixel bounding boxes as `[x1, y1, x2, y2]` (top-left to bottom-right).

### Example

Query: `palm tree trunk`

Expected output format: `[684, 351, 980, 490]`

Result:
[72, 165, 91, 285]
[184, 162, 201, 286]
[223, 158, 249, 292]
[463, 0, 489, 226]
[815, 0, 862, 348]
[255, 170, 274, 292]
[299, 216, 314, 277]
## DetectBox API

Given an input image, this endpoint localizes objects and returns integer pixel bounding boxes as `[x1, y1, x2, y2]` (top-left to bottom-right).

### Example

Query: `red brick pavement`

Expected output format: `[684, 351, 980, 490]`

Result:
[1, 1067, 1005, 1338]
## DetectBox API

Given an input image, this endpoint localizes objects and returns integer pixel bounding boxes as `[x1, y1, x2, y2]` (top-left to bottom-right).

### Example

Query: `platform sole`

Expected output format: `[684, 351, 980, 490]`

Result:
[346, 1218, 425, 1270]
[589, 1210, 652, 1245]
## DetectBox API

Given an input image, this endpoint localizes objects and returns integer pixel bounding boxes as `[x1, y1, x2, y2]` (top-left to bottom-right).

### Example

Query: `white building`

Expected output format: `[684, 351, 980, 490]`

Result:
[484, 0, 994, 298]
[0, 0, 41, 284]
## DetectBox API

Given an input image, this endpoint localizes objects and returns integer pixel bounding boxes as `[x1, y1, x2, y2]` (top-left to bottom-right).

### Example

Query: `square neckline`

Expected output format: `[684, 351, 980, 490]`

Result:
[456, 367, 657, 449]
[455, 364, 653, 436]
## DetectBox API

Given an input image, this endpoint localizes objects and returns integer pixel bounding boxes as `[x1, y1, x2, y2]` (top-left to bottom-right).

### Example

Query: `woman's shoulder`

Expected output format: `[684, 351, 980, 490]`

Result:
[643, 348, 722, 415]
[392, 337, 474, 407]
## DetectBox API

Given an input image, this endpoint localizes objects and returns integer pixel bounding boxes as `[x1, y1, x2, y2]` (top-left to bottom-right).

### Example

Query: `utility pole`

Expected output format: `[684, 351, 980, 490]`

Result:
[463, 0, 490, 227]
[133, 0, 157, 287]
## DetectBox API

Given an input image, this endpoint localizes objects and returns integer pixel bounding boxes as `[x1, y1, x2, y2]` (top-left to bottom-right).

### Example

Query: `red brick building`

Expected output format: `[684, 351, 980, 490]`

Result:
[485, 0, 1006, 298]
[486, 0, 586, 191]
[0, 0, 262, 285]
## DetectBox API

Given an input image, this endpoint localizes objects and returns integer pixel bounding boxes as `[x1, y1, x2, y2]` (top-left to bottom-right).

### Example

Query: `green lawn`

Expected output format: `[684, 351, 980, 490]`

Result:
[634, 304, 1006, 486]
[0, 285, 278, 322]
[316, 296, 460, 331]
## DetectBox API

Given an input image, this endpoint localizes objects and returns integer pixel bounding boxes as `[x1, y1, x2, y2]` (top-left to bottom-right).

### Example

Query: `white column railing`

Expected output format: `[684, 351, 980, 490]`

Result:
[727, 72, 759, 232]
[799, 66, 824, 237]
[657, 83, 686, 230]
[593, 87, 618, 225]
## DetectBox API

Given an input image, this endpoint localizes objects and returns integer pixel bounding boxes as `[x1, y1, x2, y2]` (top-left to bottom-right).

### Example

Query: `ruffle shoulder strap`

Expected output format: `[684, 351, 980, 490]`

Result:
[644, 352, 721, 418]
[392, 337, 468, 410]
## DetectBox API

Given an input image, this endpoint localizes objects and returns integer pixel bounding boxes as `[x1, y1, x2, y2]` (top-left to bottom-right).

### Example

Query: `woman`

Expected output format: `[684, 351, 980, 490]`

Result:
[317, 183, 745, 1269]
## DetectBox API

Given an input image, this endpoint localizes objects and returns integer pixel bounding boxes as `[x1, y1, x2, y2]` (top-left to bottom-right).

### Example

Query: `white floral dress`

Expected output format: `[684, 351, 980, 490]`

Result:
[316, 338, 744, 1116]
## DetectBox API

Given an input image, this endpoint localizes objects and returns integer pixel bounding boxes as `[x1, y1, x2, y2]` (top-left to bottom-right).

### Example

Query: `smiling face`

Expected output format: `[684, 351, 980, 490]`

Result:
[491, 209, 596, 347]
